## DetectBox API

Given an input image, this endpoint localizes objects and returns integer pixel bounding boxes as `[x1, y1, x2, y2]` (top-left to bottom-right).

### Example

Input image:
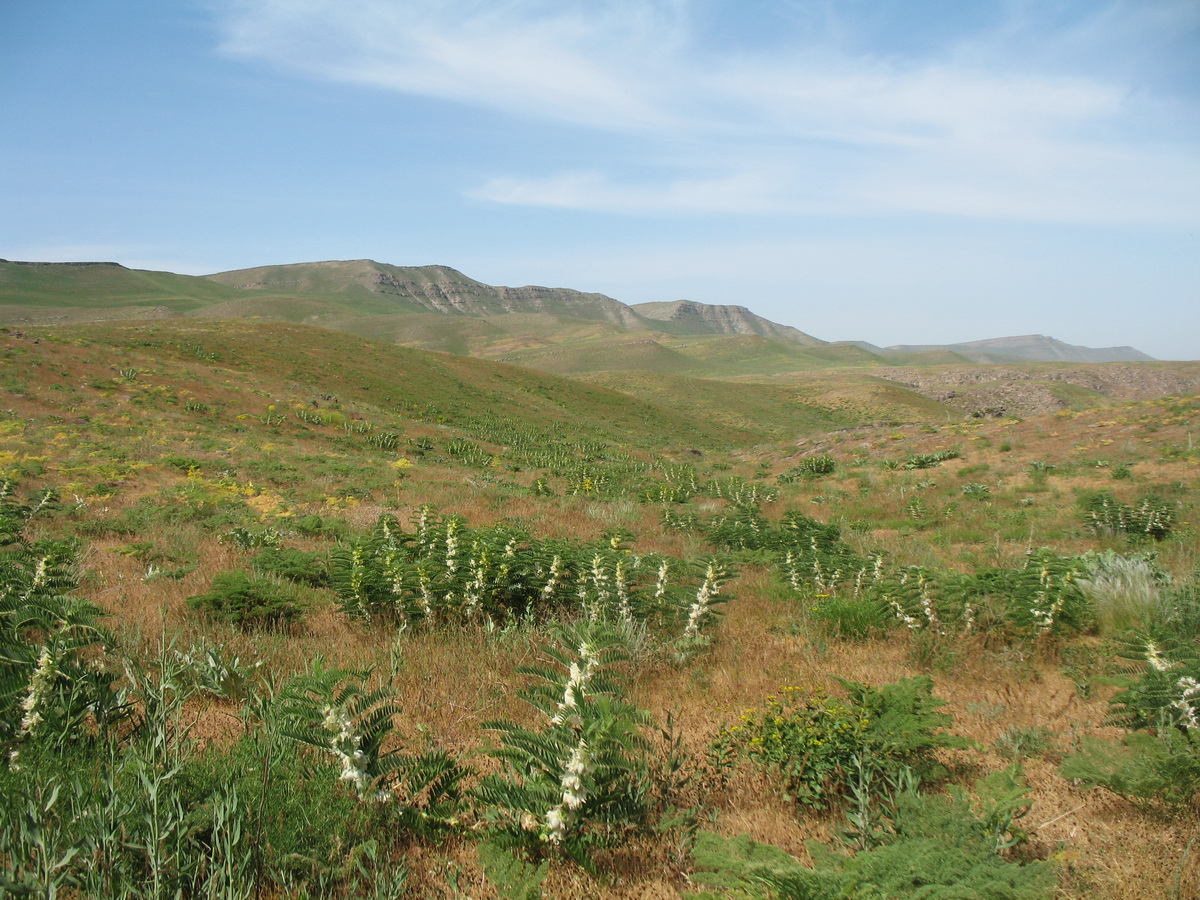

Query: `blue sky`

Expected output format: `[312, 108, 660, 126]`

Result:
[3, 0, 1198, 358]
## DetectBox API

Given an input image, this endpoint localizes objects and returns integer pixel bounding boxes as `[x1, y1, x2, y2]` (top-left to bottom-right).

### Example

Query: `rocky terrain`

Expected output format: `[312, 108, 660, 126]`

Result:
[631, 298, 824, 344]
[874, 364, 1200, 417]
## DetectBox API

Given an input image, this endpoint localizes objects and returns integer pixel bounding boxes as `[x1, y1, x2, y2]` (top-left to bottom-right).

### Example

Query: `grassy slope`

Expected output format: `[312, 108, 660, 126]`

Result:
[204, 259, 487, 295]
[578, 371, 872, 439]
[4, 320, 1200, 899]
[0, 260, 244, 311]
[4, 319, 788, 450]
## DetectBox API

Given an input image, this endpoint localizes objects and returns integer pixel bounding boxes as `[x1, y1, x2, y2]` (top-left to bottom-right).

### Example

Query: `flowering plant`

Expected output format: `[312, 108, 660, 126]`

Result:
[474, 622, 650, 869]
[277, 661, 466, 826]
[713, 676, 968, 808]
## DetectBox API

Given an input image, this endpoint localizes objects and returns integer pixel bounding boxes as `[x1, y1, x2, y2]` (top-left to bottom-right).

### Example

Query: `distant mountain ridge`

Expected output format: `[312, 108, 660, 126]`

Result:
[0, 257, 1156, 363]
[884, 334, 1154, 364]
[632, 299, 824, 345]
[206, 259, 648, 328]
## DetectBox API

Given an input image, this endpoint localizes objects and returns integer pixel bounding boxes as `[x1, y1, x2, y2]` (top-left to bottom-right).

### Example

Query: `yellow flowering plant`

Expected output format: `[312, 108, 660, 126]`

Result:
[712, 676, 968, 808]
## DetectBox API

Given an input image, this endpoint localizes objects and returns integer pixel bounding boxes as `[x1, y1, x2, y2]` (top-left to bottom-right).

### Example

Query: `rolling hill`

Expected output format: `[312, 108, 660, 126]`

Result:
[1, 258, 1158, 369]
[884, 334, 1155, 364]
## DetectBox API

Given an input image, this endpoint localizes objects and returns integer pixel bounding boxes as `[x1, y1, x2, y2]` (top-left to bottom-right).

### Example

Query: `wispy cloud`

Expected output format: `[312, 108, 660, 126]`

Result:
[216, 0, 686, 131]
[213, 0, 1200, 224]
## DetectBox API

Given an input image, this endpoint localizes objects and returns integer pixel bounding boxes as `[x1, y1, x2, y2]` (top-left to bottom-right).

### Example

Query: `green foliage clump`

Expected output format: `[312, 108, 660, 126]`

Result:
[1062, 729, 1200, 810]
[160, 454, 203, 472]
[251, 546, 329, 586]
[705, 506, 849, 565]
[0, 646, 428, 899]
[900, 450, 961, 470]
[960, 482, 992, 499]
[276, 661, 467, 824]
[1081, 490, 1175, 540]
[1061, 631, 1200, 809]
[220, 524, 285, 549]
[478, 841, 549, 900]
[689, 769, 1055, 900]
[290, 514, 350, 540]
[474, 623, 650, 870]
[806, 594, 888, 642]
[713, 676, 968, 808]
[187, 571, 305, 629]
[778, 454, 836, 482]
[1, 481, 126, 761]
[330, 510, 559, 625]
[871, 552, 1092, 639]
[638, 483, 692, 503]
[330, 510, 729, 640]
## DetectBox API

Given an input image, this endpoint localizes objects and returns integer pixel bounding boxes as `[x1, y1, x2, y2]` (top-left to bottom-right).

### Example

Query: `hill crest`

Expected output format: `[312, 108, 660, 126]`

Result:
[631, 299, 824, 345]
[886, 334, 1154, 364]
[0, 258, 1159, 363]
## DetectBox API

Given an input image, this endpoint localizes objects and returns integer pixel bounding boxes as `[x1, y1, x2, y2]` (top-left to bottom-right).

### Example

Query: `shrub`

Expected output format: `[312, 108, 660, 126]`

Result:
[161, 454, 203, 472]
[330, 510, 721, 633]
[1062, 730, 1200, 810]
[808, 594, 888, 641]
[251, 547, 329, 587]
[778, 455, 836, 482]
[994, 725, 1057, 761]
[901, 450, 961, 470]
[1060, 632, 1200, 809]
[713, 676, 968, 807]
[473, 623, 650, 870]
[276, 661, 467, 823]
[220, 525, 284, 550]
[1, 481, 128, 759]
[187, 571, 305, 629]
[1081, 491, 1175, 540]
[1159, 575, 1200, 638]
[961, 482, 992, 499]
[290, 514, 350, 540]
[690, 769, 1055, 899]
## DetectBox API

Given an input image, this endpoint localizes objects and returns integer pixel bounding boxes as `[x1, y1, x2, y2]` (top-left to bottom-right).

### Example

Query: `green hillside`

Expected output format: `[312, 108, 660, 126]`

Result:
[8, 319, 782, 450]
[577, 370, 866, 438]
[0, 259, 242, 311]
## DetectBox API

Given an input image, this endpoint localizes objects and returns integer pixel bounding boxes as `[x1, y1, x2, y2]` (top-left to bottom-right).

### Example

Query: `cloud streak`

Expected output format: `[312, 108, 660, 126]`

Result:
[213, 0, 1199, 225]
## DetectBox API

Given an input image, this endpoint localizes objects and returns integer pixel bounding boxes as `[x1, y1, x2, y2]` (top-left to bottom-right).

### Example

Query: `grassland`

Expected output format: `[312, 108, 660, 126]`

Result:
[1, 318, 1198, 899]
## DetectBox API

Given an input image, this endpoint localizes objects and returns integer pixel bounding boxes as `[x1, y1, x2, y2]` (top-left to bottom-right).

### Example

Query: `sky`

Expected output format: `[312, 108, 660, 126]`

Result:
[2, 0, 1198, 359]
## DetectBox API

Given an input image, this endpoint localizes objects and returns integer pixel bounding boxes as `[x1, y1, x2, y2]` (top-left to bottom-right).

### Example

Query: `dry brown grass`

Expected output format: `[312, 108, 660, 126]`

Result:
[93, 554, 1186, 900]
[65, 470, 1196, 898]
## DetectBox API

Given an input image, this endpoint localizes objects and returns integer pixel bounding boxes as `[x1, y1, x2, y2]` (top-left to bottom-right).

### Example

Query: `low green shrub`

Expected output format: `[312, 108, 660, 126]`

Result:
[187, 571, 305, 629]
[994, 725, 1057, 761]
[961, 482, 992, 499]
[1062, 729, 1200, 811]
[807, 594, 888, 641]
[901, 450, 961, 470]
[1060, 632, 1200, 810]
[474, 623, 650, 870]
[161, 454, 203, 472]
[251, 547, 329, 587]
[221, 524, 285, 549]
[689, 769, 1055, 899]
[1080, 491, 1175, 540]
[779, 455, 836, 482]
[713, 676, 968, 808]
[290, 514, 350, 540]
